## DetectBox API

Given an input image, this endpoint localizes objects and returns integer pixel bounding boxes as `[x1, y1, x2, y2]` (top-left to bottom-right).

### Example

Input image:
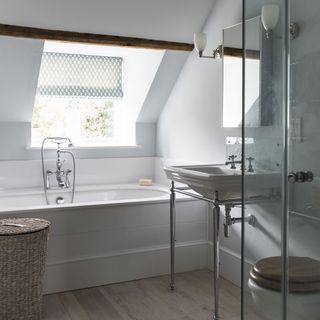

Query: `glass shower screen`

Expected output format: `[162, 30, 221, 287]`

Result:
[242, 0, 288, 319]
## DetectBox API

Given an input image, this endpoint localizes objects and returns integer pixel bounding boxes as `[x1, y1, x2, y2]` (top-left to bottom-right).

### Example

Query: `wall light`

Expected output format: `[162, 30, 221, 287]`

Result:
[261, 4, 300, 39]
[261, 4, 280, 38]
[194, 32, 222, 59]
[194, 32, 207, 57]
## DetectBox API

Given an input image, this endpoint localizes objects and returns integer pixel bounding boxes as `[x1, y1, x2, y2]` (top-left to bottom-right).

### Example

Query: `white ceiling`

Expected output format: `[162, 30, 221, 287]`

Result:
[0, 0, 215, 42]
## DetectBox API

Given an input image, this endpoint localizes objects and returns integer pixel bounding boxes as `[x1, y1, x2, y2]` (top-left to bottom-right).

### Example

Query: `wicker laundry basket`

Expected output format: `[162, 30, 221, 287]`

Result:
[0, 218, 50, 320]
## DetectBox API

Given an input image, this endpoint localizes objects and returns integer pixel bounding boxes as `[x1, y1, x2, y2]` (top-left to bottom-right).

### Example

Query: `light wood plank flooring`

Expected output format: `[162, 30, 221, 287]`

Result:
[43, 269, 242, 320]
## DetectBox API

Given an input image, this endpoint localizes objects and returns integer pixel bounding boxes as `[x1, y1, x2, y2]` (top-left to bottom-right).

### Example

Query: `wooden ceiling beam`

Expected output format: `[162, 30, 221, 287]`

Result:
[0, 23, 194, 52]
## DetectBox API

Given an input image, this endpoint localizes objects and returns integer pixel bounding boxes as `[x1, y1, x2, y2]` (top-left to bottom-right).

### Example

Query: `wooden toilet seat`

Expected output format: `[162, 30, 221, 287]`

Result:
[249, 256, 320, 293]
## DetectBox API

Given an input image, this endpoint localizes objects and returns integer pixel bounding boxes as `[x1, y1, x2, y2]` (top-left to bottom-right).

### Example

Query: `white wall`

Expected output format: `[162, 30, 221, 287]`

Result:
[0, 157, 156, 190]
[137, 51, 190, 123]
[157, 0, 242, 164]
[156, 0, 244, 287]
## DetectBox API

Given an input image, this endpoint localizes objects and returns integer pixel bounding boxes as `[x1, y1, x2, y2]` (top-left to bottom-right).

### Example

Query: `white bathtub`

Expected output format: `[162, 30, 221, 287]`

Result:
[0, 183, 208, 294]
[0, 183, 170, 213]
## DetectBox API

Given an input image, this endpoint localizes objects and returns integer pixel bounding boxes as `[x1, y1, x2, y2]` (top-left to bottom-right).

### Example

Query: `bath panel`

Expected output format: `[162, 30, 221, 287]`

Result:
[0, 184, 208, 293]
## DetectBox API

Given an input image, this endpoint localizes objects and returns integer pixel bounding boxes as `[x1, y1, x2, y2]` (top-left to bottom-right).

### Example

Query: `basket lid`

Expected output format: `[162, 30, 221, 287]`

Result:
[0, 218, 50, 236]
[250, 256, 320, 293]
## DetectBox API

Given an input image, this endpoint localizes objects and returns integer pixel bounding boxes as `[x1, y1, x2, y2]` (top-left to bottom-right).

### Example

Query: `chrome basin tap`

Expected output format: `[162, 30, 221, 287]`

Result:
[225, 155, 242, 169]
[246, 157, 255, 173]
[226, 154, 255, 171]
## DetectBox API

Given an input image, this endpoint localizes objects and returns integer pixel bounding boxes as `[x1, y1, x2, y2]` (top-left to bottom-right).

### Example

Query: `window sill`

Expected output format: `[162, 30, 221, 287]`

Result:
[26, 144, 142, 151]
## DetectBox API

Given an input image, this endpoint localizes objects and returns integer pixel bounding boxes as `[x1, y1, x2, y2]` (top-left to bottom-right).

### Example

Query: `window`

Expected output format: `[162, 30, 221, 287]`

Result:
[32, 97, 115, 145]
[32, 43, 123, 146]
[31, 41, 165, 147]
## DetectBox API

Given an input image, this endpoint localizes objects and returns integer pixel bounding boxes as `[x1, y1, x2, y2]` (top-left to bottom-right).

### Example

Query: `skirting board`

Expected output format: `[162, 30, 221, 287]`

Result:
[207, 242, 253, 289]
[43, 241, 207, 294]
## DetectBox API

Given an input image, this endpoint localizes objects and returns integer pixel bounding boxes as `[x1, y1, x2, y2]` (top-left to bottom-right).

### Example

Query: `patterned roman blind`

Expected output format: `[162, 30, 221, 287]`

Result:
[37, 52, 123, 98]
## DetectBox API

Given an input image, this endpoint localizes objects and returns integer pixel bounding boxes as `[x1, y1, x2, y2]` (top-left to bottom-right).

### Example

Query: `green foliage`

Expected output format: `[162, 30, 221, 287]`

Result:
[32, 97, 68, 142]
[81, 101, 114, 138]
[32, 97, 115, 145]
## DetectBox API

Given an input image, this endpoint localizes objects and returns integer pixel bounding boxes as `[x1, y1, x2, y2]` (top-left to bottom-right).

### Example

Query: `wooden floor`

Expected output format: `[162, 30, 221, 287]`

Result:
[43, 269, 242, 320]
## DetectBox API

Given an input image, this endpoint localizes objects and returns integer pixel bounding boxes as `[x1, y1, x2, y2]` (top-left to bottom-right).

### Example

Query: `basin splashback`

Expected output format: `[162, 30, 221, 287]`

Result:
[226, 136, 281, 172]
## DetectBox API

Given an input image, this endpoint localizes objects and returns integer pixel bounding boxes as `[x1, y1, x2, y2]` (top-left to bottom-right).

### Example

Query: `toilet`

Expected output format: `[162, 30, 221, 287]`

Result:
[248, 256, 320, 320]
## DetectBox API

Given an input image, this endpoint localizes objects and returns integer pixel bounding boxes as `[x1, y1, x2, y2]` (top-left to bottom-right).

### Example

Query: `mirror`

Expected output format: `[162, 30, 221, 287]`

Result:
[222, 16, 262, 127]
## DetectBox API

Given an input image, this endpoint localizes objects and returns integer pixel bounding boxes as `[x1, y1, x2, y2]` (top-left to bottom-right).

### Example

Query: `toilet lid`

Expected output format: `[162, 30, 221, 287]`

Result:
[250, 256, 320, 293]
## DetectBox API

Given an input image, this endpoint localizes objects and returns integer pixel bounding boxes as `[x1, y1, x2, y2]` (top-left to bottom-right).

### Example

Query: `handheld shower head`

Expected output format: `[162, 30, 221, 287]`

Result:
[65, 137, 73, 148]
[50, 137, 68, 145]
[44, 137, 73, 147]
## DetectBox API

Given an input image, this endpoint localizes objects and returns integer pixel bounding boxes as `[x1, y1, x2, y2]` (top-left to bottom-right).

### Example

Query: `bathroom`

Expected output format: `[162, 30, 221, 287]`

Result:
[0, 0, 319, 319]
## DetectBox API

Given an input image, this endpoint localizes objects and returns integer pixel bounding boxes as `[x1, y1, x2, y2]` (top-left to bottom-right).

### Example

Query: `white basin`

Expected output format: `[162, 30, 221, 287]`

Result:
[164, 164, 279, 200]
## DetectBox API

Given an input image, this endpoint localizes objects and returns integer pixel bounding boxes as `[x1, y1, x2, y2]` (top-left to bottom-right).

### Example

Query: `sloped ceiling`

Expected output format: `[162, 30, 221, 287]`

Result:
[137, 50, 190, 123]
[0, 36, 43, 121]
[0, 0, 215, 42]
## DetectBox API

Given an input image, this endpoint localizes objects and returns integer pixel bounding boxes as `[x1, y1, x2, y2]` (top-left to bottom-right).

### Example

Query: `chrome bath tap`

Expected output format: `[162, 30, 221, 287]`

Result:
[44, 142, 73, 189]
[41, 137, 76, 205]
[55, 148, 70, 188]
[56, 149, 65, 187]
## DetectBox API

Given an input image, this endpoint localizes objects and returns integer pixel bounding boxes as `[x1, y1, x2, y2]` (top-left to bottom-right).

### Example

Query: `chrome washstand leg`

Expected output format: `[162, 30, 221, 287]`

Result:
[170, 181, 176, 290]
[213, 202, 220, 320]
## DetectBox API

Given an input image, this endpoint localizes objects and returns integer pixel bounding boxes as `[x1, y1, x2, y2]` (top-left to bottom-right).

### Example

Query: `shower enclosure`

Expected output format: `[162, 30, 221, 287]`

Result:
[242, 0, 320, 319]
